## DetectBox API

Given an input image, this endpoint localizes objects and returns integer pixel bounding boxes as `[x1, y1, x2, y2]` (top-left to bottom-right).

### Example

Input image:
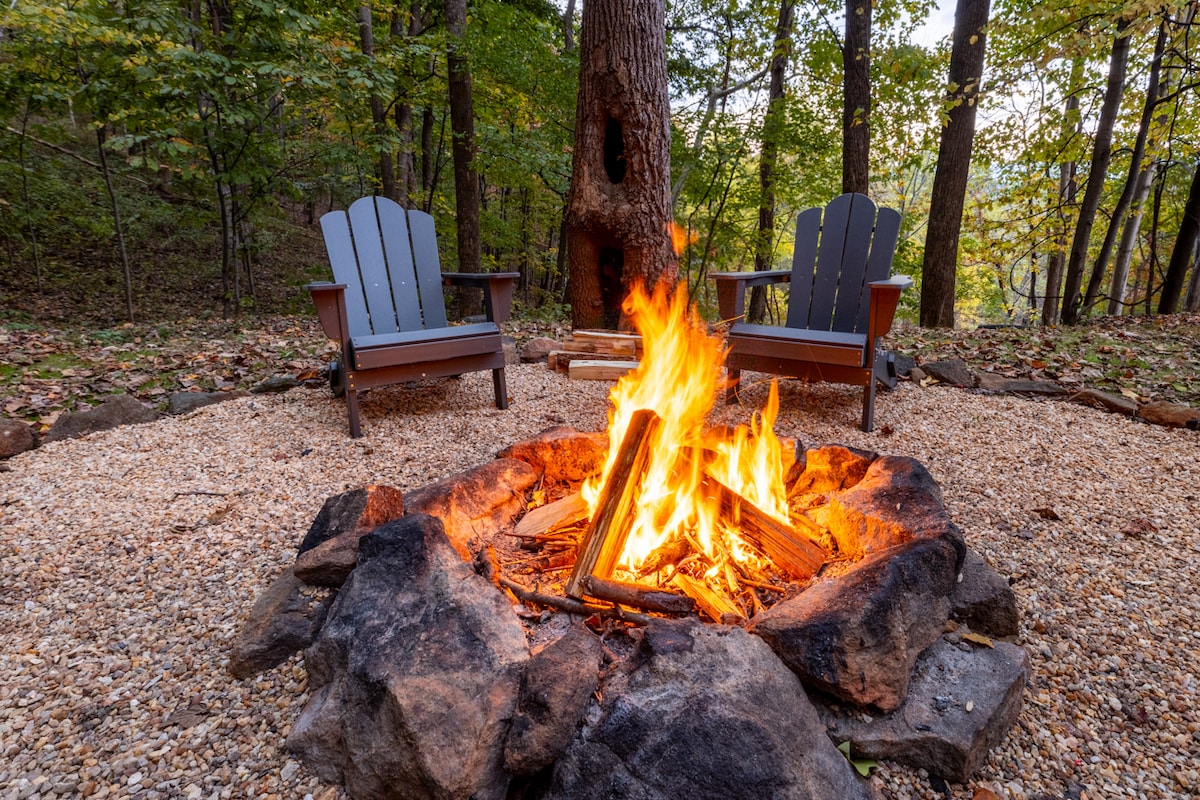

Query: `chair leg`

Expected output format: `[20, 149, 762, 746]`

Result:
[493, 367, 509, 410]
[347, 389, 363, 438]
[861, 377, 876, 432]
[725, 368, 742, 405]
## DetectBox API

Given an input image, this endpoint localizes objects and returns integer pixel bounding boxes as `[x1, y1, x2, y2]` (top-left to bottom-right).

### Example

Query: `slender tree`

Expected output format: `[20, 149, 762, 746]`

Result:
[919, 0, 991, 328]
[842, 0, 871, 194]
[445, 0, 483, 316]
[1159, 158, 1200, 313]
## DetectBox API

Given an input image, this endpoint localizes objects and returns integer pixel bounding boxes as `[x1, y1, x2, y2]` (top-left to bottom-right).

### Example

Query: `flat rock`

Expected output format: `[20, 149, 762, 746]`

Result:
[1069, 388, 1139, 416]
[168, 390, 251, 415]
[228, 567, 332, 679]
[975, 375, 1068, 396]
[496, 426, 608, 485]
[543, 618, 879, 800]
[504, 625, 604, 776]
[520, 337, 561, 363]
[405, 457, 538, 560]
[816, 637, 1030, 783]
[1137, 400, 1200, 429]
[951, 549, 1020, 637]
[43, 394, 162, 442]
[0, 417, 37, 458]
[921, 359, 976, 388]
[288, 514, 529, 800]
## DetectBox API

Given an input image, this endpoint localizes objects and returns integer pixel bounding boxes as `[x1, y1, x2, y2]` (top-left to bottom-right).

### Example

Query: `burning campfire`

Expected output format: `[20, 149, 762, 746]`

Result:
[511, 281, 832, 623]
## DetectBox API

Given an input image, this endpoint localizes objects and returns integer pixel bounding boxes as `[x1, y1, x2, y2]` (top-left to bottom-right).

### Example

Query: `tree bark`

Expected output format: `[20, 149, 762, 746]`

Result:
[358, 5, 396, 201]
[445, 0, 483, 316]
[842, 0, 871, 195]
[1042, 57, 1083, 326]
[919, 0, 991, 328]
[566, 0, 677, 329]
[748, 0, 795, 324]
[1060, 20, 1132, 325]
[1085, 19, 1166, 313]
[1158, 158, 1200, 313]
[1108, 160, 1158, 314]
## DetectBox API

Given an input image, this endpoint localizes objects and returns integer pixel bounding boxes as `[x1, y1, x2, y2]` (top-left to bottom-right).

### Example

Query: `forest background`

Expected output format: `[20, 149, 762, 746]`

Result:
[1, 0, 1199, 425]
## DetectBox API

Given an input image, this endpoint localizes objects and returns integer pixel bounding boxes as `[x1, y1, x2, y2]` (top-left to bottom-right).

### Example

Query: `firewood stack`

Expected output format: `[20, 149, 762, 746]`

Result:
[548, 330, 643, 381]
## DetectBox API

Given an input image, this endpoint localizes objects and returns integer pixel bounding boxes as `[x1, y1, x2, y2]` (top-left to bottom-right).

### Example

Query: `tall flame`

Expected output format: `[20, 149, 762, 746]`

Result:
[582, 281, 790, 573]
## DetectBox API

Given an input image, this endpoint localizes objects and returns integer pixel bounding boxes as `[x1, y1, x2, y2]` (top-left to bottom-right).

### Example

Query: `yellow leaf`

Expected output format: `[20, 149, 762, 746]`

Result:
[963, 632, 994, 648]
[969, 34, 979, 45]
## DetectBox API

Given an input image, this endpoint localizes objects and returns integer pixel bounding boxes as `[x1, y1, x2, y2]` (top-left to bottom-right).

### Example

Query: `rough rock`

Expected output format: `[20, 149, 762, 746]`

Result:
[543, 619, 879, 800]
[889, 351, 916, 378]
[288, 514, 529, 800]
[228, 567, 332, 679]
[293, 486, 406, 586]
[750, 536, 960, 712]
[520, 337, 561, 363]
[504, 625, 604, 776]
[951, 549, 1020, 637]
[405, 457, 538, 560]
[788, 444, 877, 497]
[816, 637, 1030, 783]
[1069, 388, 1139, 416]
[250, 375, 301, 393]
[975, 374, 1068, 396]
[168, 390, 251, 415]
[1137, 400, 1200, 429]
[496, 426, 608, 485]
[0, 417, 37, 458]
[43, 394, 162, 442]
[921, 359, 976, 388]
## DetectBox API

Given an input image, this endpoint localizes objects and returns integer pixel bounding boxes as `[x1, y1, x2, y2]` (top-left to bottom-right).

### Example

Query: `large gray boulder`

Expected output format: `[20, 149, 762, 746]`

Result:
[950, 549, 1020, 638]
[542, 619, 880, 800]
[43, 394, 161, 442]
[817, 637, 1030, 782]
[228, 567, 332, 679]
[293, 485, 406, 586]
[287, 514, 530, 800]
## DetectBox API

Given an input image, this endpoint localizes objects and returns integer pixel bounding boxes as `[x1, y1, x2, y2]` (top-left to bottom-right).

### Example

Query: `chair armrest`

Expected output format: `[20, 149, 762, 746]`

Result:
[866, 275, 913, 341]
[442, 272, 521, 324]
[709, 270, 792, 321]
[305, 282, 351, 343]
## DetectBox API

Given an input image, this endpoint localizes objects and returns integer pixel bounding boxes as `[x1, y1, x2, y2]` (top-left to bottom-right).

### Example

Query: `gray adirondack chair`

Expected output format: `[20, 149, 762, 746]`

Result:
[307, 196, 519, 437]
[710, 193, 911, 432]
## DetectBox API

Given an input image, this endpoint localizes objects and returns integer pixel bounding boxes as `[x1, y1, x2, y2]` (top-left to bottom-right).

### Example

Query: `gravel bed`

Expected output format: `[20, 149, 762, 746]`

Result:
[1, 365, 1198, 800]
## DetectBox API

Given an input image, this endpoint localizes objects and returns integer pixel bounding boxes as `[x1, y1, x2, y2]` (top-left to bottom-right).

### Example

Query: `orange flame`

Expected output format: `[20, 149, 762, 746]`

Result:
[582, 281, 789, 575]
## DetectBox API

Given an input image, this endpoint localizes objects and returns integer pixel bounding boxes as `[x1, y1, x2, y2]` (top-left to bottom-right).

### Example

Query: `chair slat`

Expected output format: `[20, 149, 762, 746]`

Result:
[855, 206, 903, 332]
[807, 193, 854, 330]
[831, 194, 879, 334]
[320, 210, 373, 339]
[373, 197, 423, 331]
[348, 197, 399, 336]
[785, 206, 823, 329]
[407, 210, 448, 329]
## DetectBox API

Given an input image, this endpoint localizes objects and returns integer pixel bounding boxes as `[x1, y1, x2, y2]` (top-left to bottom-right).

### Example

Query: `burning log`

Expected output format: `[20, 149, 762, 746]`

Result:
[512, 492, 590, 545]
[499, 576, 652, 626]
[565, 409, 663, 599]
[699, 473, 826, 582]
[672, 573, 744, 624]
[581, 575, 696, 615]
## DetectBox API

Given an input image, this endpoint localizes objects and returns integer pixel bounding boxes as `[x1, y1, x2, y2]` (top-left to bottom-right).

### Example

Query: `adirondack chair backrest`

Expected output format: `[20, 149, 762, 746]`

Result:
[785, 193, 902, 335]
[320, 196, 448, 339]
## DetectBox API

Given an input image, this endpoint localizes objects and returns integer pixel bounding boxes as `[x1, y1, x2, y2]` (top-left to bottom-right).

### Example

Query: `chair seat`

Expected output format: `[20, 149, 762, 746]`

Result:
[728, 322, 867, 368]
[350, 322, 501, 371]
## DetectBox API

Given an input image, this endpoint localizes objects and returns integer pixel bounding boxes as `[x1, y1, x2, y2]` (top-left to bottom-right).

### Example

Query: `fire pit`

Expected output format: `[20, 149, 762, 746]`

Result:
[230, 284, 1029, 800]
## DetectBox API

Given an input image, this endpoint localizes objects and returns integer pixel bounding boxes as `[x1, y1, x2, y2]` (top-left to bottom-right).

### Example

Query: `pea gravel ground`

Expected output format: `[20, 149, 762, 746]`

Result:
[2, 365, 1198, 800]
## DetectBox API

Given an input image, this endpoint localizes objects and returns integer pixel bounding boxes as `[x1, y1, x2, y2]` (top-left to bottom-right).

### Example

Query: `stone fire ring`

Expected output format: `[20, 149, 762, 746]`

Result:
[230, 427, 1029, 799]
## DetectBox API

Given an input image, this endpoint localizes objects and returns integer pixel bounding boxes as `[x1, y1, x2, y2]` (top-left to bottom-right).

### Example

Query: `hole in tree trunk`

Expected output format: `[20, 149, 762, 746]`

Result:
[603, 118, 627, 184]
[599, 246, 624, 328]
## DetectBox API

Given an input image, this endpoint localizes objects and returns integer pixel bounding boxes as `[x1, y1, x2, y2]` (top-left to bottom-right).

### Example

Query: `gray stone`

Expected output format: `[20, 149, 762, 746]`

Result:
[921, 359, 976, 388]
[0, 417, 37, 458]
[294, 485, 406, 586]
[504, 625, 604, 776]
[168, 390, 250, 415]
[816, 637, 1030, 783]
[228, 567, 332, 679]
[890, 351, 917, 378]
[951, 550, 1020, 637]
[520, 337, 561, 363]
[288, 514, 529, 800]
[495, 426, 608, 485]
[543, 618, 879, 800]
[44, 394, 161, 442]
[250, 375, 301, 394]
[405, 457, 538, 561]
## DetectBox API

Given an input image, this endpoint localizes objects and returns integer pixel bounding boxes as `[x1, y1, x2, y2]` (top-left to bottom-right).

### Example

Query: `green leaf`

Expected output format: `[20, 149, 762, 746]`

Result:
[836, 741, 877, 777]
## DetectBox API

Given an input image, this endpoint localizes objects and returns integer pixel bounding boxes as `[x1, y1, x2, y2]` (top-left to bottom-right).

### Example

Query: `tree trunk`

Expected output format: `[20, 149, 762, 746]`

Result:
[1158, 158, 1200, 313]
[1108, 160, 1158, 314]
[1184, 238, 1200, 312]
[919, 0, 991, 328]
[1041, 57, 1083, 326]
[1060, 20, 1132, 325]
[95, 125, 135, 323]
[1084, 19, 1166, 313]
[841, 0, 871, 194]
[748, 0, 795, 324]
[445, 0, 483, 317]
[358, 5, 396, 201]
[565, 0, 677, 329]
